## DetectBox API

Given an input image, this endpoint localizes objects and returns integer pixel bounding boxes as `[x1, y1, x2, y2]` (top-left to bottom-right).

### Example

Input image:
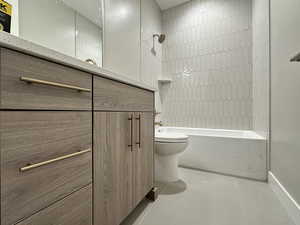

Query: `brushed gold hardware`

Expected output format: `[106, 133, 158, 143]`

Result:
[20, 76, 91, 92]
[85, 58, 97, 65]
[155, 121, 163, 126]
[136, 114, 141, 148]
[20, 148, 91, 172]
[128, 115, 133, 150]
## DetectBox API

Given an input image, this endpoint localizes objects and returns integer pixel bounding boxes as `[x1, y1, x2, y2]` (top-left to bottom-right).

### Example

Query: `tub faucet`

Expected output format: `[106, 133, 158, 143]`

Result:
[155, 121, 163, 126]
[85, 58, 97, 66]
[155, 111, 161, 116]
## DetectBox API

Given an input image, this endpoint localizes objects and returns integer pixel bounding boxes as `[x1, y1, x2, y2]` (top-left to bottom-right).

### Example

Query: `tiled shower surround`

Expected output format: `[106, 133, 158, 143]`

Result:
[160, 0, 253, 129]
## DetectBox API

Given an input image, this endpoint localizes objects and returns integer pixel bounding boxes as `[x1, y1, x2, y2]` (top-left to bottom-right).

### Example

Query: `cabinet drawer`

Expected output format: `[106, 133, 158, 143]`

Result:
[0, 111, 92, 225]
[16, 184, 92, 225]
[0, 48, 92, 110]
[94, 76, 154, 111]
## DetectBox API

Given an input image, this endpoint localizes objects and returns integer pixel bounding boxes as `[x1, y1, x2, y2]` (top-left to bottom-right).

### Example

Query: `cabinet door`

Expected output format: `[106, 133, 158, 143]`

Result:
[94, 112, 134, 225]
[133, 112, 154, 207]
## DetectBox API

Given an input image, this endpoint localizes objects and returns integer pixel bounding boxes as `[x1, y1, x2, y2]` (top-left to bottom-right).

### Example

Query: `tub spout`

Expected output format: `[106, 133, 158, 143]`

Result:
[155, 121, 163, 126]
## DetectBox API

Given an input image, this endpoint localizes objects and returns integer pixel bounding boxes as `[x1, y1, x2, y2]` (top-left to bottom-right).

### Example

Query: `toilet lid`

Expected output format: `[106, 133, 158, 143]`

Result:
[155, 133, 188, 143]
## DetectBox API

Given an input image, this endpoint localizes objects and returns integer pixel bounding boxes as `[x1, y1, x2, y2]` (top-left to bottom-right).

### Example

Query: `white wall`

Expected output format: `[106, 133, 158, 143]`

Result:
[270, 0, 300, 207]
[19, 0, 76, 57]
[252, 0, 269, 139]
[6, 0, 19, 36]
[103, 0, 141, 81]
[103, 0, 162, 88]
[19, 0, 103, 65]
[160, 0, 253, 129]
[76, 13, 103, 67]
[18, 0, 160, 88]
[62, 0, 102, 27]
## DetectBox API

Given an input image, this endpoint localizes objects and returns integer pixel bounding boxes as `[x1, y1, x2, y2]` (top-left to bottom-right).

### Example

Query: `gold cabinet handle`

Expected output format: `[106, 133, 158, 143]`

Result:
[20, 148, 92, 172]
[20, 76, 91, 92]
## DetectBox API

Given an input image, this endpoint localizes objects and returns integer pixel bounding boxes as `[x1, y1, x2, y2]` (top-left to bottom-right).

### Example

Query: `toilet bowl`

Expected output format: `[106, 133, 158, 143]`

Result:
[155, 132, 189, 182]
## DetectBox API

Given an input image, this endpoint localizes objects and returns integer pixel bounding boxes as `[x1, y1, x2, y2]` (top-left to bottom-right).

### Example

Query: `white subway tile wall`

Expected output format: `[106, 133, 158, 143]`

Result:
[160, 0, 253, 129]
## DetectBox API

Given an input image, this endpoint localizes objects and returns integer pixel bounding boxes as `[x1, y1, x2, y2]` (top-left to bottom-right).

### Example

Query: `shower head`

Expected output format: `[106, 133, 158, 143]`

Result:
[153, 34, 166, 44]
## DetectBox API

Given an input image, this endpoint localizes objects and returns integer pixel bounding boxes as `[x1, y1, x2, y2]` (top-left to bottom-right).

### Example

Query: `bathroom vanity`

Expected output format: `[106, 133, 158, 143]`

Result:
[0, 34, 155, 225]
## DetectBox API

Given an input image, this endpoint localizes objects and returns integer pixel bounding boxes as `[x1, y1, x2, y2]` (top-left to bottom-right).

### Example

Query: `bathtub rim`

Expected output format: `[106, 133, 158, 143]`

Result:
[156, 126, 266, 141]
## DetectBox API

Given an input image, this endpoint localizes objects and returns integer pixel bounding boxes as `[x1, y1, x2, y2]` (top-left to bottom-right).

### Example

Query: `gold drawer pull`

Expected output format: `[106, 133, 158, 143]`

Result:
[20, 76, 91, 92]
[20, 148, 92, 172]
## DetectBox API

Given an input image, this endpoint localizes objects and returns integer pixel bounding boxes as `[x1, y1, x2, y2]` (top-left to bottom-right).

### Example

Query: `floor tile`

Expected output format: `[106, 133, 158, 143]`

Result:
[122, 168, 294, 225]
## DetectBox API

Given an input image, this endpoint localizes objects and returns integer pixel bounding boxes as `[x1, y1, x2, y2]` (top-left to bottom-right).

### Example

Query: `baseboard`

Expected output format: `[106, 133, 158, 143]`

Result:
[269, 172, 300, 225]
[180, 165, 267, 182]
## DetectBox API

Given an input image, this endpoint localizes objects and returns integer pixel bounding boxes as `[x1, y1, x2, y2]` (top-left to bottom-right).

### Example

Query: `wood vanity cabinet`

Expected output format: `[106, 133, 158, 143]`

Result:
[0, 111, 92, 225]
[94, 112, 134, 225]
[93, 77, 155, 225]
[0, 48, 154, 225]
[0, 48, 92, 110]
[132, 112, 154, 206]
[93, 112, 154, 225]
[0, 47, 93, 225]
[16, 184, 93, 225]
[93, 76, 154, 112]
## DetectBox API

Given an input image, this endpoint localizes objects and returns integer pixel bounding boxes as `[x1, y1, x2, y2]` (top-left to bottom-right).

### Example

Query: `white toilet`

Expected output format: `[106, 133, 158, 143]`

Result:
[155, 132, 189, 182]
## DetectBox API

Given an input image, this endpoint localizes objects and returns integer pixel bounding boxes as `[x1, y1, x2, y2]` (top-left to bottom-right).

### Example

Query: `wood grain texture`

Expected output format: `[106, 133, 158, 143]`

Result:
[94, 76, 154, 112]
[94, 112, 134, 225]
[0, 111, 92, 225]
[16, 184, 92, 225]
[133, 112, 154, 207]
[0, 48, 92, 110]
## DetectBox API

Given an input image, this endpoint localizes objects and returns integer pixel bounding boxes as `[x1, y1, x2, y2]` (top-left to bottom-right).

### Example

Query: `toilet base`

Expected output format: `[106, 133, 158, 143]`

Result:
[155, 154, 180, 182]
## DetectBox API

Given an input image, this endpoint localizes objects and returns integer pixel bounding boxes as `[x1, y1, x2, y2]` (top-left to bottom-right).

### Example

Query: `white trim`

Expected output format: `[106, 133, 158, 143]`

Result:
[269, 172, 300, 225]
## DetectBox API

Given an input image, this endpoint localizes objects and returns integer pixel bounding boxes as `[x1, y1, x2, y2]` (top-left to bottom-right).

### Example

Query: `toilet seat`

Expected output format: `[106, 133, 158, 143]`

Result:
[155, 133, 188, 143]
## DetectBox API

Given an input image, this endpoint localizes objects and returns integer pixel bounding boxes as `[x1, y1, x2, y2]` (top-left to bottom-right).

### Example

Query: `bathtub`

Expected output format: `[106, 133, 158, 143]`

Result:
[156, 127, 267, 181]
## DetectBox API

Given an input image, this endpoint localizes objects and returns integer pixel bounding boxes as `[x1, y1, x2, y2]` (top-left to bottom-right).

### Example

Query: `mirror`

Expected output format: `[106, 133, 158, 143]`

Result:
[17, 0, 103, 67]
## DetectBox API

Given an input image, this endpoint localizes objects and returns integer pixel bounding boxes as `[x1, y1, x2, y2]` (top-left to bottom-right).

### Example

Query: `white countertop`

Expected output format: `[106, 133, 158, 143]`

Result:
[0, 31, 156, 92]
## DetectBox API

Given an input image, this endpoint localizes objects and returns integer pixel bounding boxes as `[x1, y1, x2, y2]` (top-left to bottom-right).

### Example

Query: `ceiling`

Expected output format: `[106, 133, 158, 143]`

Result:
[156, 0, 191, 10]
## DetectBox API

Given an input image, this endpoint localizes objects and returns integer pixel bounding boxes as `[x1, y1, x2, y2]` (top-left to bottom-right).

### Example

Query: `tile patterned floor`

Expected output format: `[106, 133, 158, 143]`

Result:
[122, 168, 294, 225]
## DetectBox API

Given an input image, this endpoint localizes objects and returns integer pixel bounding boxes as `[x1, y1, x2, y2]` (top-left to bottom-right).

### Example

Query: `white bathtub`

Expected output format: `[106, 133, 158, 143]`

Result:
[156, 127, 267, 181]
